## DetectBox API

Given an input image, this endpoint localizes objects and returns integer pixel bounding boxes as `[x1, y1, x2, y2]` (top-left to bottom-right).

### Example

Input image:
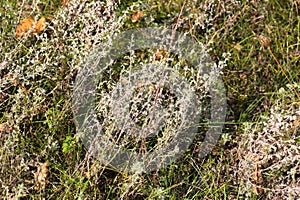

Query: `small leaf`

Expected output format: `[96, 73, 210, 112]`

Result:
[35, 17, 47, 34]
[0, 122, 10, 135]
[131, 11, 144, 23]
[84, 163, 98, 179]
[152, 48, 168, 61]
[34, 160, 49, 190]
[62, 0, 70, 7]
[0, 122, 6, 133]
[16, 17, 35, 39]
[16, 16, 53, 39]
[258, 35, 270, 48]
[234, 44, 242, 51]
[292, 117, 300, 127]
[253, 184, 263, 195]
[253, 164, 263, 183]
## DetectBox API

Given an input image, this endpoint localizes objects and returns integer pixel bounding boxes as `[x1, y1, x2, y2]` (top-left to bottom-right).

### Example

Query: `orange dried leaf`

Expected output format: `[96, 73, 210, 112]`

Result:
[35, 17, 47, 34]
[259, 35, 270, 48]
[46, 16, 54, 21]
[62, 0, 70, 7]
[292, 117, 300, 127]
[84, 163, 98, 179]
[253, 184, 264, 195]
[0, 122, 6, 133]
[16, 16, 52, 39]
[131, 11, 144, 23]
[253, 164, 263, 183]
[152, 48, 168, 61]
[234, 44, 242, 51]
[34, 160, 49, 190]
[16, 17, 35, 39]
[0, 122, 11, 135]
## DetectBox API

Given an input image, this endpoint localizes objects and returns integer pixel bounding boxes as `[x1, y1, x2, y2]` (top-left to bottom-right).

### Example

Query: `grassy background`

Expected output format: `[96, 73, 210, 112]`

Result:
[0, 0, 299, 199]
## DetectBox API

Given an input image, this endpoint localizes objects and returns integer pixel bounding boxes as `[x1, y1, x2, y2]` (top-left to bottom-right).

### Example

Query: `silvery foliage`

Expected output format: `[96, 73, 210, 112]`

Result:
[238, 84, 300, 199]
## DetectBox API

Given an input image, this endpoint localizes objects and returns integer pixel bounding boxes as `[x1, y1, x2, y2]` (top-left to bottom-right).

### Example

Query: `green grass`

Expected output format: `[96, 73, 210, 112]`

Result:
[0, 0, 299, 199]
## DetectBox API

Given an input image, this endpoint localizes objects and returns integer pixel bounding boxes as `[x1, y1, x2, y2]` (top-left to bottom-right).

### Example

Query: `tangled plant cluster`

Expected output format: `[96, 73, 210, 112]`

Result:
[69, 0, 228, 173]
[1, 0, 121, 128]
[0, 0, 236, 198]
[237, 84, 300, 199]
[74, 28, 220, 173]
[0, 0, 123, 197]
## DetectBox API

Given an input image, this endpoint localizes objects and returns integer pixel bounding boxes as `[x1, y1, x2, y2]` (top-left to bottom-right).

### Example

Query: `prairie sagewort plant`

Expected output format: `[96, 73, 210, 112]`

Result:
[0, 0, 234, 198]
[237, 84, 300, 199]
[0, 0, 122, 197]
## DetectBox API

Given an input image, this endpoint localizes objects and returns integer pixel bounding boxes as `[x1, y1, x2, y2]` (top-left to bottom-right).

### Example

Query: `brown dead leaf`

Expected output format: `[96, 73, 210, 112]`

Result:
[34, 160, 49, 190]
[16, 16, 53, 39]
[13, 77, 19, 87]
[35, 17, 47, 34]
[252, 164, 264, 195]
[152, 48, 168, 62]
[292, 117, 300, 127]
[253, 184, 264, 195]
[0, 122, 7, 133]
[253, 164, 263, 183]
[19, 82, 29, 95]
[5, 73, 20, 87]
[0, 61, 8, 69]
[136, 79, 156, 91]
[234, 43, 242, 51]
[16, 17, 35, 39]
[62, 0, 70, 7]
[0, 122, 11, 136]
[84, 163, 98, 179]
[259, 35, 270, 48]
[131, 11, 144, 23]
